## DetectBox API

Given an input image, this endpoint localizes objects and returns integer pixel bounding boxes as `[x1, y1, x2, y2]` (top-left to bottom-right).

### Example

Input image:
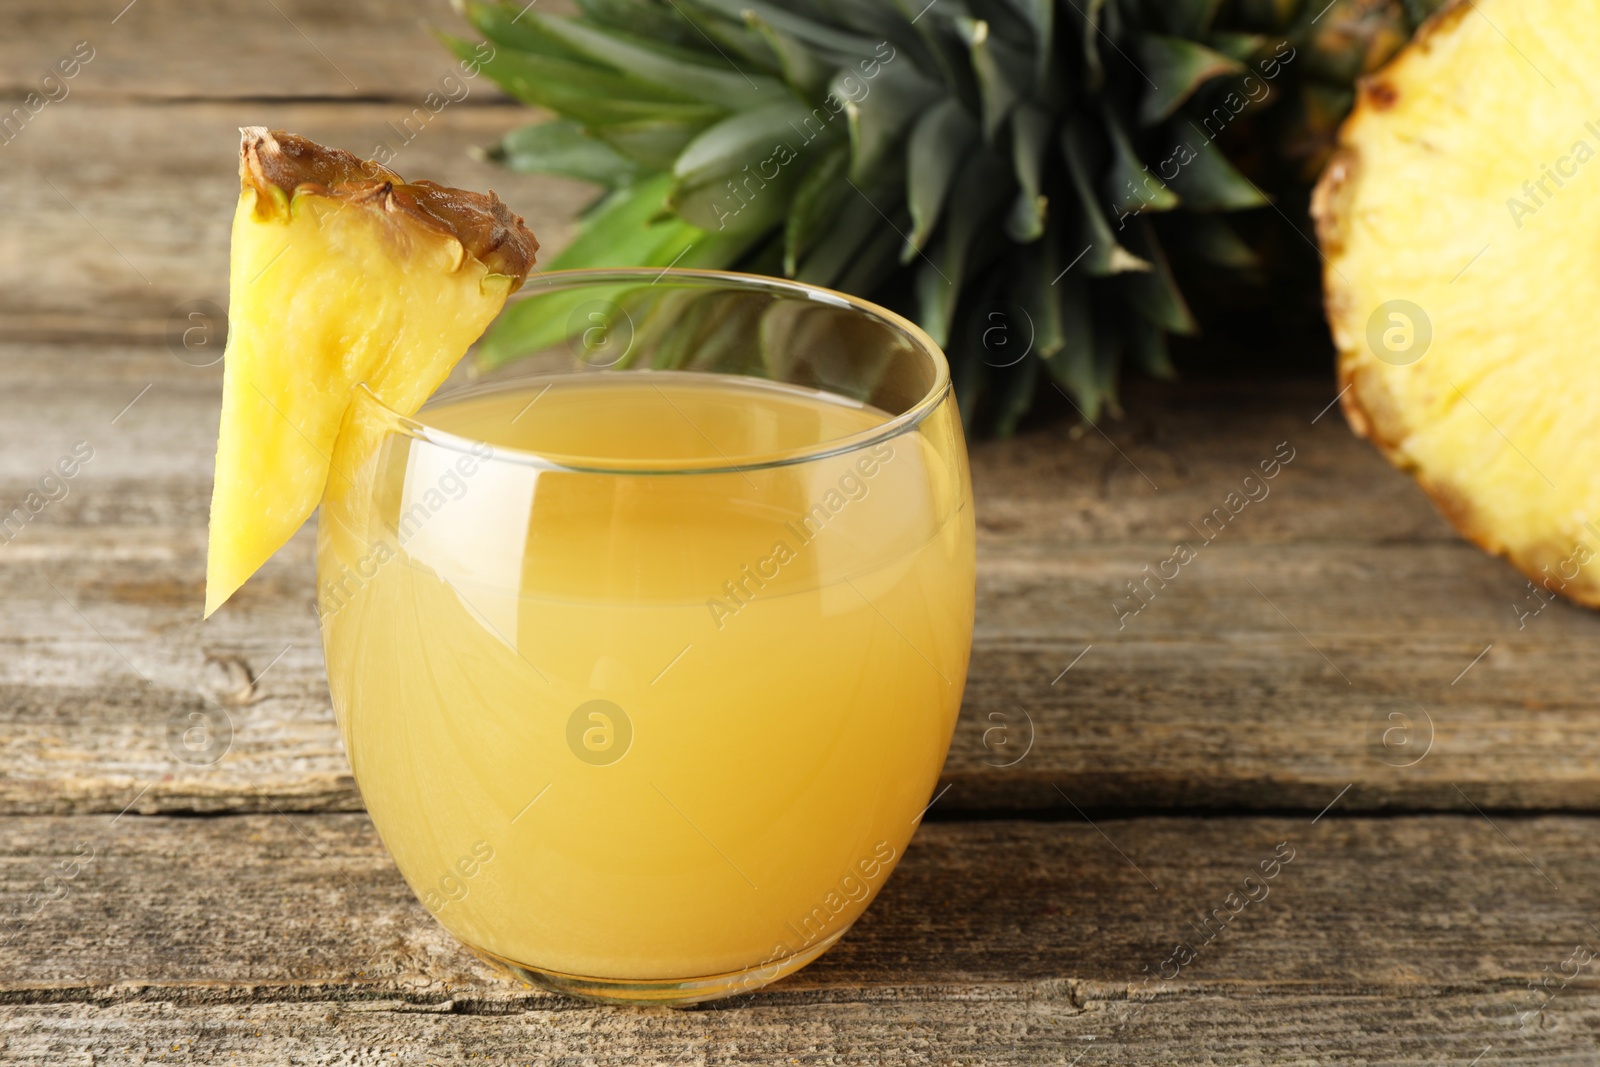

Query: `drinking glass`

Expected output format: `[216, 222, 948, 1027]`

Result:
[316, 269, 975, 1004]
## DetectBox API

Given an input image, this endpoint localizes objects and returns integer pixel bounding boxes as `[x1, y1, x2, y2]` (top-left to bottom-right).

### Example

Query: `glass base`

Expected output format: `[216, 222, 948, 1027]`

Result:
[465, 926, 850, 1007]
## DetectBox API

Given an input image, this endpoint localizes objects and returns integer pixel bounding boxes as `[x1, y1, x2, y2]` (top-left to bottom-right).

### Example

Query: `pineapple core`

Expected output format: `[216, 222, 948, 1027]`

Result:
[1314, 0, 1600, 607]
[205, 128, 538, 617]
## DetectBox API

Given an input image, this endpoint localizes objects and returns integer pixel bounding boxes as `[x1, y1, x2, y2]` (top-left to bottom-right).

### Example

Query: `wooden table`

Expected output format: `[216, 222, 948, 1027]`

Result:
[6, 2, 1600, 1062]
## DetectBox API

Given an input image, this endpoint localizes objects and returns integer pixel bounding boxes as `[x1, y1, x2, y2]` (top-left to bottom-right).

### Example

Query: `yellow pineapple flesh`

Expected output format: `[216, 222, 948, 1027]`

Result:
[1314, 0, 1600, 606]
[206, 128, 538, 616]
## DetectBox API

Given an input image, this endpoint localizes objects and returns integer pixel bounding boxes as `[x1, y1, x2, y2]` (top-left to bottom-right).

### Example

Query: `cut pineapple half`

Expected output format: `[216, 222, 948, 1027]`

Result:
[205, 128, 537, 617]
[1314, 0, 1600, 607]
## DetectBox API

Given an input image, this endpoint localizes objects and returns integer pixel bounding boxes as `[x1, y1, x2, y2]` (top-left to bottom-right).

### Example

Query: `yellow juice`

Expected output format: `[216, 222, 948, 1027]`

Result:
[318, 370, 974, 982]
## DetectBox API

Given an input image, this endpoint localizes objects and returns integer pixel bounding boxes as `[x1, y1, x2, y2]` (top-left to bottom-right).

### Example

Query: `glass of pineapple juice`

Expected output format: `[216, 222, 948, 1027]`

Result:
[316, 269, 975, 1004]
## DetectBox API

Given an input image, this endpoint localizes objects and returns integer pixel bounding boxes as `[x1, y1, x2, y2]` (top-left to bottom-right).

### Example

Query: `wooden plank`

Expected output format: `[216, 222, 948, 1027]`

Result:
[3, 992, 1580, 1066]
[0, 347, 1593, 815]
[0, 103, 595, 341]
[2, 813, 1596, 1062]
[0, 0, 522, 102]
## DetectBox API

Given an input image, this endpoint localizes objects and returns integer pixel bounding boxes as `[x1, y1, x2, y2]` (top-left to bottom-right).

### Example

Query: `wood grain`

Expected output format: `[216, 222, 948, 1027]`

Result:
[0, 342, 1590, 815]
[0, 103, 595, 342]
[0, 0, 515, 102]
[3, 813, 1597, 1062]
[6, 991, 1584, 1066]
[6, 0, 1594, 1059]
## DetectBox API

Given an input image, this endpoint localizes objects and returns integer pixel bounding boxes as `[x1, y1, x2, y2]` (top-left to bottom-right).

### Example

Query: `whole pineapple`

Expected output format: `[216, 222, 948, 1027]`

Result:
[448, 0, 1440, 431]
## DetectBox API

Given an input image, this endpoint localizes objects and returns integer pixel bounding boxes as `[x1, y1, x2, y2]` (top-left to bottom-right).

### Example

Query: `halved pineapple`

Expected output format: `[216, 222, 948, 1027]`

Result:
[206, 128, 537, 616]
[1314, 0, 1600, 606]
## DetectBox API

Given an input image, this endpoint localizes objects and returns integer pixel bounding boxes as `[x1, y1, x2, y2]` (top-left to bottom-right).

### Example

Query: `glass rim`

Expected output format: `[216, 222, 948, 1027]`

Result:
[353, 267, 952, 476]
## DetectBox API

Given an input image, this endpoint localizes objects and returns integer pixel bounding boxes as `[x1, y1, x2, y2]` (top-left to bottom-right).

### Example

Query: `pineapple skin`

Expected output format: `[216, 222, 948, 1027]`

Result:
[205, 129, 537, 617]
[1314, 0, 1600, 607]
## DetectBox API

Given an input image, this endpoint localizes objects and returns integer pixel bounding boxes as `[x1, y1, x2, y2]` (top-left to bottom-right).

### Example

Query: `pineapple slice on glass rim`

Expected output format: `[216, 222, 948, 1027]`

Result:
[1313, 0, 1600, 607]
[205, 127, 538, 616]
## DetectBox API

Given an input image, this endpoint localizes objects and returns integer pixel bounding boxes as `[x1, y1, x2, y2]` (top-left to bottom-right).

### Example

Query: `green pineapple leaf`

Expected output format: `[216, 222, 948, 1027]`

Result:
[1103, 107, 1178, 216]
[669, 101, 822, 232]
[1004, 103, 1052, 243]
[461, 1, 593, 60]
[488, 120, 644, 187]
[1164, 129, 1270, 210]
[693, 0, 884, 60]
[794, 191, 880, 287]
[747, 12, 834, 97]
[440, 32, 722, 126]
[840, 61, 943, 184]
[589, 119, 710, 171]
[784, 141, 851, 276]
[1136, 35, 1248, 124]
[905, 99, 982, 258]
[914, 149, 1013, 345]
[457, 0, 1436, 433]
[513, 11, 792, 105]
[1059, 120, 1151, 276]
[957, 17, 1025, 140]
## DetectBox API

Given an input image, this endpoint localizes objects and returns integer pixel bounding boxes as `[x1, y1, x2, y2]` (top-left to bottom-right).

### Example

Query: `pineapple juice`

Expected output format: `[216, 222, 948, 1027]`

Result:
[317, 371, 975, 980]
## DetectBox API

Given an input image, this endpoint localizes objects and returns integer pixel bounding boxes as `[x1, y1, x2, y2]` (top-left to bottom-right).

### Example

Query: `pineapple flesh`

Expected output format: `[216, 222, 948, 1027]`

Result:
[1314, 0, 1600, 606]
[206, 128, 538, 617]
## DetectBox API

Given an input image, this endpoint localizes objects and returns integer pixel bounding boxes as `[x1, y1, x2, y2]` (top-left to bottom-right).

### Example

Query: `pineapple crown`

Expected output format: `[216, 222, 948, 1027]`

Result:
[446, 0, 1445, 431]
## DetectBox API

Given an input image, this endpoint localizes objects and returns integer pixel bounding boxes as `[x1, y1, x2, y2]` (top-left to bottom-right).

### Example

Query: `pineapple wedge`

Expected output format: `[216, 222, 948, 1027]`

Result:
[1313, 0, 1600, 607]
[206, 128, 537, 617]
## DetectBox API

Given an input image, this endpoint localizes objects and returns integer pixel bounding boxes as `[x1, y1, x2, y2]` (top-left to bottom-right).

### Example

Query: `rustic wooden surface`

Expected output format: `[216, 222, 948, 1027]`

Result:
[7, 815, 1600, 1064]
[4, 0, 1600, 1062]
